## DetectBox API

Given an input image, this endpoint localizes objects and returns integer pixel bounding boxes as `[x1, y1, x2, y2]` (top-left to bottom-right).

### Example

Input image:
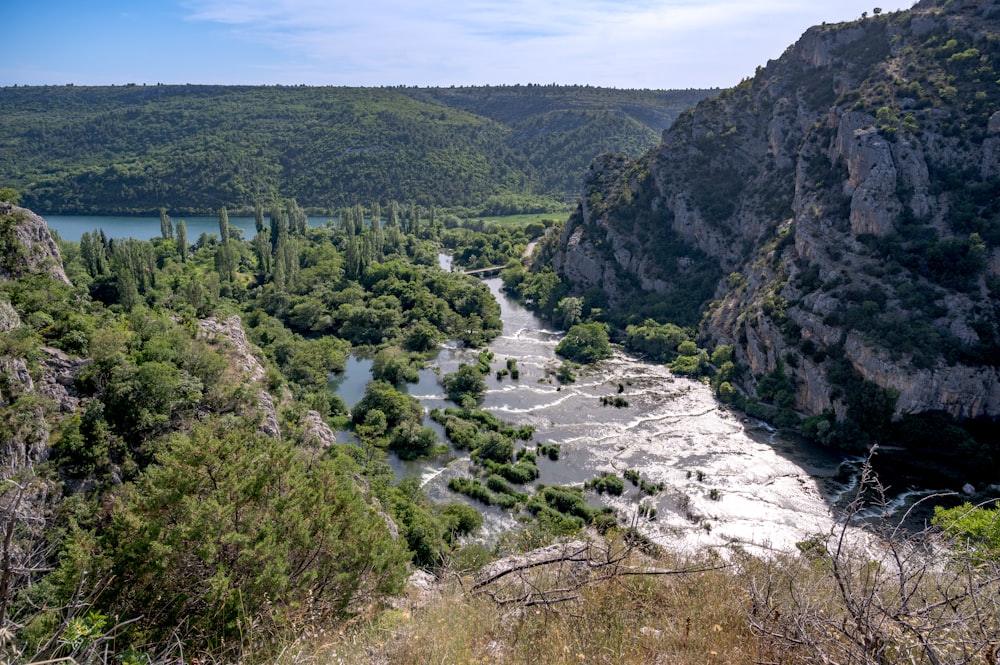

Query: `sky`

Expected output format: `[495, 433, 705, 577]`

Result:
[3, 0, 917, 90]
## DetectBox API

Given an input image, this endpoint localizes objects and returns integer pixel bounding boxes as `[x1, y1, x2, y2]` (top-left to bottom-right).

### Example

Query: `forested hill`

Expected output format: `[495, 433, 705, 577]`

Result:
[0, 84, 714, 215]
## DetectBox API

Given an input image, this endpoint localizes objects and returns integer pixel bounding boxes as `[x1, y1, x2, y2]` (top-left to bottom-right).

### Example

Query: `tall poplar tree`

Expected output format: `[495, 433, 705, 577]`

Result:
[176, 220, 188, 263]
[270, 207, 288, 255]
[159, 208, 174, 240]
[254, 201, 265, 234]
[218, 206, 230, 245]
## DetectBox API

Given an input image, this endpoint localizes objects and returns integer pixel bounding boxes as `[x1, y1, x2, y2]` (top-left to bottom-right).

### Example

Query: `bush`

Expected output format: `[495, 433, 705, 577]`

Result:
[371, 346, 421, 384]
[440, 503, 484, 540]
[473, 431, 515, 464]
[555, 360, 578, 384]
[624, 319, 689, 361]
[58, 423, 409, 651]
[538, 444, 561, 461]
[585, 473, 625, 496]
[441, 364, 487, 405]
[933, 502, 1000, 563]
[448, 477, 494, 506]
[555, 322, 612, 363]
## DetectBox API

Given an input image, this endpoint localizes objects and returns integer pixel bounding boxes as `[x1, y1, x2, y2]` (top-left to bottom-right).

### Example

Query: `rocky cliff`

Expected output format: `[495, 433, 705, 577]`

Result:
[550, 0, 1000, 426]
[0, 203, 70, 285]
[0, 206, 76, 480]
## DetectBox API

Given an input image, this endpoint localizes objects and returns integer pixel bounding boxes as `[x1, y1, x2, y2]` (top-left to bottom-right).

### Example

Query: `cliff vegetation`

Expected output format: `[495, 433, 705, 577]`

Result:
[543, 0, 1000, 480]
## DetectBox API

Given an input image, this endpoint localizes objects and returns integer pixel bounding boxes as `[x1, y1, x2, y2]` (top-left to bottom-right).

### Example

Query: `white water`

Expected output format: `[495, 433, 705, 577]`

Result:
[338, 260, 871, 555]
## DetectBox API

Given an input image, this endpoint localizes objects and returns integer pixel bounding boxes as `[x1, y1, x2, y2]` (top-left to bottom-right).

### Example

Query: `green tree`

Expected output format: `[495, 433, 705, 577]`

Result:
[66, 422, 408, 650]
[254, 200, 265, 233]
[176, 220, 188, 263]
[159, 208, 173, 240]
[555, 296, 583, 329]
[624, 320, 689, 361]
[555, 322, 612, 363]
[79, 231, 109, 278]
[403, 320, 440, 353]
[218, 206, 230, 244]
[372, 346, 420, 385]
[441, 364, 487, 406]
[352, 380, 423, 432]
[388, 421, 440, 459]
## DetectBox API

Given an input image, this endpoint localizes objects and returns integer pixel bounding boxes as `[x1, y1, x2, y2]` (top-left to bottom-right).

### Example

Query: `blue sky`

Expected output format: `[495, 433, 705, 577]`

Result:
[4, 1, 916, 89]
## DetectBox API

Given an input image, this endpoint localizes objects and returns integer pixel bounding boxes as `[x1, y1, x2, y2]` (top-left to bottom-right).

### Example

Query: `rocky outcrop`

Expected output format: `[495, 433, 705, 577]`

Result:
[0, 207, 75, 480]
[0, 356, 34, 405]
[0, 357, 50, 476]
[0, 203, 70, 285]
[37, 347, 88, 414]
[302, 410, 337, 448]
[549, 2, 1000, 425]
[198, 315, 267, 383]
[198, 316, 281, 440]
[0, 298, 20, 333]
[845, 127, 900, 237]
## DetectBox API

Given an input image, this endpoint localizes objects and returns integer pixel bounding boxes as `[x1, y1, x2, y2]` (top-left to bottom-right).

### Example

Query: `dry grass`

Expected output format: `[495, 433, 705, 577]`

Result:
[279, 544, 774, 665]
[267, 526, 1000, 665]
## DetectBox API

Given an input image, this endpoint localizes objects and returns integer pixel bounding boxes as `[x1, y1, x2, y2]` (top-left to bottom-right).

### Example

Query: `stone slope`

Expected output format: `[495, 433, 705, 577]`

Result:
[0, 203, 70, 285]
[549, 0, 1000, 424]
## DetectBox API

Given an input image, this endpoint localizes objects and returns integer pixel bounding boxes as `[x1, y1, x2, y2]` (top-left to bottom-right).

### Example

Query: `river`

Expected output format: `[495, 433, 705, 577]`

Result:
[42, 216, 920, 555]
[336, 256, 898, 555]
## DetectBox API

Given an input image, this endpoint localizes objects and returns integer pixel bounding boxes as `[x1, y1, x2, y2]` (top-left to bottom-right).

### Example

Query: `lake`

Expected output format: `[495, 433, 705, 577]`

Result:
[44, 214, 333, 242]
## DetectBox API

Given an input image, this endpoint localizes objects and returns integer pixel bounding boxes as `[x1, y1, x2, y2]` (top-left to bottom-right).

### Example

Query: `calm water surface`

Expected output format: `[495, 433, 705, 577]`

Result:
[44, 214, 332, 242]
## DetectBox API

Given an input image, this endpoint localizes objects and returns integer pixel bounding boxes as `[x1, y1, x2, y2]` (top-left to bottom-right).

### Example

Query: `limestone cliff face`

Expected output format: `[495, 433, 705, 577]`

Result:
[0, 205, 75, 479]
[0, 203, 70, 285]
[197, 315, 284, 440]
[550, 0, 1000, 422]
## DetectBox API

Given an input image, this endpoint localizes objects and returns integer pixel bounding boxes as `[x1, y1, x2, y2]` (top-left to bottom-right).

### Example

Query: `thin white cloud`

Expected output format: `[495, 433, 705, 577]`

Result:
[180, 0, 916, 87]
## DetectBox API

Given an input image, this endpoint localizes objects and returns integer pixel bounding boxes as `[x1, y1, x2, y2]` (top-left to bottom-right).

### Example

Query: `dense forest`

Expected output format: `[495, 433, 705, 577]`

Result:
[0, 84, 714, 215]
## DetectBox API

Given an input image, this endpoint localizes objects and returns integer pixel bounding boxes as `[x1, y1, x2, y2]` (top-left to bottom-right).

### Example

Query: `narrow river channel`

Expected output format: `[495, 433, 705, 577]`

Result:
[329, 255, 910, 555]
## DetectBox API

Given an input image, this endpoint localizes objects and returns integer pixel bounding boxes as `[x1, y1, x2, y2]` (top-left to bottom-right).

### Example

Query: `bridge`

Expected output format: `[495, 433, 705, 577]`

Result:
[461, 265, 506, 278]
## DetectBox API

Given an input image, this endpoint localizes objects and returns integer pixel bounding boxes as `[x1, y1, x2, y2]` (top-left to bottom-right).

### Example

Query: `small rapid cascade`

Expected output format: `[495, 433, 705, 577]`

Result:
[329, 258, 928, 554]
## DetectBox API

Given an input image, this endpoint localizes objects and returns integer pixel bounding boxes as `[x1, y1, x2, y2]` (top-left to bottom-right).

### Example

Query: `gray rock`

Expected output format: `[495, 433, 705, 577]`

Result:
[258, 391, 281, 440]
[0, 298, 21, 333]
[0, 203, 70, 285]
[989, 111, 1000, 135]
[302, 410, 336, 448]
[548, 1, 1000, 422]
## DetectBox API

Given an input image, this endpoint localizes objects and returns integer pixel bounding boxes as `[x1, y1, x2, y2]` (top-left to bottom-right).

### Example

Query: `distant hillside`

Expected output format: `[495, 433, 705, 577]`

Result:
[404, 86, 712, 193]
[0, 84, 714, 215]
[546, 0, 1000, 471]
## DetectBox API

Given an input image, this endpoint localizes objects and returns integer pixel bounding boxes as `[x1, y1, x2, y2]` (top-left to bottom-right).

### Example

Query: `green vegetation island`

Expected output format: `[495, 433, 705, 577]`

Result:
[1, 0, 1000, 663]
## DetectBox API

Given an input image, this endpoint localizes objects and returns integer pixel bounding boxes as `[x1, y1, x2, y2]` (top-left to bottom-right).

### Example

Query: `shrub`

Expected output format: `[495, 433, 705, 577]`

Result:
[441, 363, 487, 404]
[473, 431, 515, 464]
[585, 473, 625, 496]
[555, 322, 612, 363]
[555, 360, 577, 384]
[440, 503, 484, 540]
[59, 423, 409, 651]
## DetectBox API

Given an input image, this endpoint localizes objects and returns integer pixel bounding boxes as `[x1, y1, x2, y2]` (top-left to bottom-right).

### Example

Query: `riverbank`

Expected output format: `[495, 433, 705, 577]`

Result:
[332, 272, 866, 556]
